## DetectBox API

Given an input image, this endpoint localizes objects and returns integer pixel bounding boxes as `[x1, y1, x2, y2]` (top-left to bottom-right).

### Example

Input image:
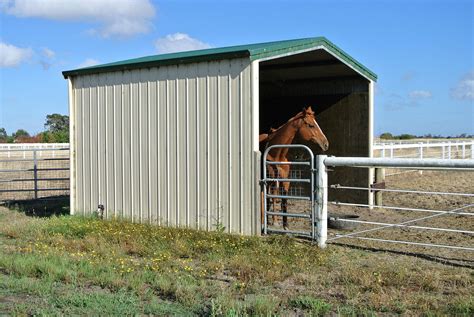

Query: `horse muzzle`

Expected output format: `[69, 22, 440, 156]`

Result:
[312, 137, 329, 152]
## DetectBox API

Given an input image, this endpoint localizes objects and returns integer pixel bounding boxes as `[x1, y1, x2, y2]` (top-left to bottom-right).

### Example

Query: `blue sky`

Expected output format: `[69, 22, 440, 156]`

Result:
[0, 0, 473, 136]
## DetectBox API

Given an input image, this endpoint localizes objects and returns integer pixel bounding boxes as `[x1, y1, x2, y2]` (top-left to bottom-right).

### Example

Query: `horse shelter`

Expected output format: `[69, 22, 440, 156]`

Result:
[63, 37, 377, 236]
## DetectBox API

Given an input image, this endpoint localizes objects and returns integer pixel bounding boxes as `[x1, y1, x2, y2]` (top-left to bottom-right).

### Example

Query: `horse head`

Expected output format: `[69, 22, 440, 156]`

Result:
[296, 106, 329, 152]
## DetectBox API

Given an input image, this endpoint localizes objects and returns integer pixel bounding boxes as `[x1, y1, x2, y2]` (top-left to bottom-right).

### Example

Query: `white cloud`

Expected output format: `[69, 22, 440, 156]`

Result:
[409, 90, 432, 99]
[155, 33, 211, 54]
[450, 71, 474, 101]
[42, 47, 55, 59]
[77, 58, 100, 68]
[1, 0, 155, 37]
[0, 41, 33, 67]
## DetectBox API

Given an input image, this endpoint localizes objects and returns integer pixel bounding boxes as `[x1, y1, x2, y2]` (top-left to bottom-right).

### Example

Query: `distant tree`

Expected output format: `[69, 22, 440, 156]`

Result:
[0, 128, 7, 142]
[15, 135, 41, 143]
[379, 132, 394, 140]
[42, 113, 69, 143]
[12, 129, 30, 141]
[397, 134, 416, 140]
[45, 114, 69, 133]
[39, 130, 68, 143]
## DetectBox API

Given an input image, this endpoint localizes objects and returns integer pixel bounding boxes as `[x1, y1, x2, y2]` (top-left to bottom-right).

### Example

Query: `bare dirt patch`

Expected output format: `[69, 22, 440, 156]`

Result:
[268, 170, 474, 266]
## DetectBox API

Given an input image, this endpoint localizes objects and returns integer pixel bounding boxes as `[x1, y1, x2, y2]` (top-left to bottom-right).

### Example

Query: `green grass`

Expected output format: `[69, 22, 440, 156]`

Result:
[0, 207, 472, 316]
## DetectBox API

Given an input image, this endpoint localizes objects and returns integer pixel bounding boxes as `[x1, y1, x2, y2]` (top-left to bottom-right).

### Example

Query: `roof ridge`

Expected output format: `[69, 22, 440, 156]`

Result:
[63, 37, 376, 81]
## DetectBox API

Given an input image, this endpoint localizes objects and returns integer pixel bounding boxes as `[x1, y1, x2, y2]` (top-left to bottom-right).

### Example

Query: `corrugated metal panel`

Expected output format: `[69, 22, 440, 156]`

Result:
[71, 58, 256, 235]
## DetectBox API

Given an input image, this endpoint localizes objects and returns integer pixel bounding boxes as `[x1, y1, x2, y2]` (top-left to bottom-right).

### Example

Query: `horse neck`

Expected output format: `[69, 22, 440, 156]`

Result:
[266, 118, 301, 160]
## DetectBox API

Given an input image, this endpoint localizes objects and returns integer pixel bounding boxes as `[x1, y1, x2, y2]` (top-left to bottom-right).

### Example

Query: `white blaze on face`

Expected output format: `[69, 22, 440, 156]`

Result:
[313, 118, 322, 131]
[313, 118, 327, 141]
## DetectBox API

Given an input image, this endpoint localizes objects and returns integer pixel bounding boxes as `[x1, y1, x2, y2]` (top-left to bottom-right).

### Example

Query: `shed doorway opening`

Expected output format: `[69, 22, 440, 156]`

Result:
[258, 48, 372, 204]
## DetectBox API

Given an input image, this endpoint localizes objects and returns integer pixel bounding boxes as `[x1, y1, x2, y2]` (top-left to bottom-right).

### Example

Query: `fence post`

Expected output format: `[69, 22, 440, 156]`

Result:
[375, 168, 385, 206]
[315, 155, 328, 248]
[390, 143, 394, 158]
[462, 143, 465, 159]
[33, 150, 38, 199]
[418, 143, 423, 175]
[447, 142, 451, 159]
[471, 141, 474, 159]
[442, 146, 445, 159]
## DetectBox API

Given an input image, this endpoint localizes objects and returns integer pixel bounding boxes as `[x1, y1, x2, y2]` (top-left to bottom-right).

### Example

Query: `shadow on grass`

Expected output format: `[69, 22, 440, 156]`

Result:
[1, 196, 69, 218]
[330, 242, 474, 269]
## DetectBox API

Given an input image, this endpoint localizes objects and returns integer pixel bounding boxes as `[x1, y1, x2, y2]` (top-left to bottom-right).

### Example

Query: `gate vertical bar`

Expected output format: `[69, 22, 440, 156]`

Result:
[263, 150, 268, 235]
[310, 151, 315, 240]
[33, 149, 38, 199]
[315, 155, 327, 248]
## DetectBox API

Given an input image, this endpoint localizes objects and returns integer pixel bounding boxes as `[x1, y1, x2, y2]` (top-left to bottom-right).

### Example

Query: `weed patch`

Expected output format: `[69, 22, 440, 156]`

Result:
[0, 207, 472, 315]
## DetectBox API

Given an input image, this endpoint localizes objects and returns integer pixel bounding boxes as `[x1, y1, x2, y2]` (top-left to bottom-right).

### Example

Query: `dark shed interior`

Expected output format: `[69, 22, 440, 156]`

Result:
[259, 49, 371, 203]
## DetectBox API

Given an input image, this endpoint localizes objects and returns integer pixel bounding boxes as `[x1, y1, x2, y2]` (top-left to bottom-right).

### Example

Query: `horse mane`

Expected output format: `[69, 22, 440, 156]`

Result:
[264, 110, 306, 143]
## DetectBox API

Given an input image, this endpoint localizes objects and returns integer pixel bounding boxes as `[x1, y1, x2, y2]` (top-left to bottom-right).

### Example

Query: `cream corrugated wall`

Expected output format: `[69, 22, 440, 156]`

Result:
[71, 58, 258, 235]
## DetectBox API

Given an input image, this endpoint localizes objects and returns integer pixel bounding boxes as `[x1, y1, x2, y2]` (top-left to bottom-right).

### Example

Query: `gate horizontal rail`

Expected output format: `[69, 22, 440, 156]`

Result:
[317, 155, 474, 253]
[324, 157, 474, 169]
[0, 158, 69, 163]
[331, 184, 474, 197]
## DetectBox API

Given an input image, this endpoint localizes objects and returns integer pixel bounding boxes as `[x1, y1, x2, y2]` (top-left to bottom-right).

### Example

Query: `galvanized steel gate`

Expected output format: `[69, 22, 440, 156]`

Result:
[262, 145, 319, 240]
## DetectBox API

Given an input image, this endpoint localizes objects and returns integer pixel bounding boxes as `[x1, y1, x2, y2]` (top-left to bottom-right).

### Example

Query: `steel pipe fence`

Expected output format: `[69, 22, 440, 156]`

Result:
[260, 149, 473, 253]
[317, 155, 474, 252]
[0, 147, 70, 201]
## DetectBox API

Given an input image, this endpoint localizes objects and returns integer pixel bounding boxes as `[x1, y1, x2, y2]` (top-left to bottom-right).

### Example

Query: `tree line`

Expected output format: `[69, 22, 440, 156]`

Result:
[0, 114, 69, 143]
[379, 132, 474, 140]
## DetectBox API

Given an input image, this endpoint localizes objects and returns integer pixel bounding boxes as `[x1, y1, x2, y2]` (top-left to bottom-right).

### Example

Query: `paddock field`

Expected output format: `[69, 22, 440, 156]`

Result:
[268, 169, 473, 267]
[327, 170, 474, 265]
[1, 168, 473, 315]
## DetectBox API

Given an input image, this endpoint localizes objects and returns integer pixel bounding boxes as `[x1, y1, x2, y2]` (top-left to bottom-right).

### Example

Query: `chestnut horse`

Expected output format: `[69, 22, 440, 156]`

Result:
[261, 106, 329, 229]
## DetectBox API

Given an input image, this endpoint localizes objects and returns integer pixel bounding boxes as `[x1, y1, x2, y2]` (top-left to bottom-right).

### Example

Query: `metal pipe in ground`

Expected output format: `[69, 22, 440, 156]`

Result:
[374, 168, 385, 206]
[315, 155, 328, 248]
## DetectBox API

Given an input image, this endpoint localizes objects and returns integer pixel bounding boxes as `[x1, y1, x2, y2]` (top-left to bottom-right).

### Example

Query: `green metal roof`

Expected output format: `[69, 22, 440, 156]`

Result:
[62, 37, 377, 81]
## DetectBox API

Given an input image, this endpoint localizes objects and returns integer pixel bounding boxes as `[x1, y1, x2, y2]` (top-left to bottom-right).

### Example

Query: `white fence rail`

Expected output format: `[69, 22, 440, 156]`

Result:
[373, 140, 474, 159]
[0, 143, 69, 159]
[2, 141, 472, 159]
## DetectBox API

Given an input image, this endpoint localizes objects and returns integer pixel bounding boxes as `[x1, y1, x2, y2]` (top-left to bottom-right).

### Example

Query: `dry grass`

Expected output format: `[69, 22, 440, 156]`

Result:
[1, 206, 472, 316]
